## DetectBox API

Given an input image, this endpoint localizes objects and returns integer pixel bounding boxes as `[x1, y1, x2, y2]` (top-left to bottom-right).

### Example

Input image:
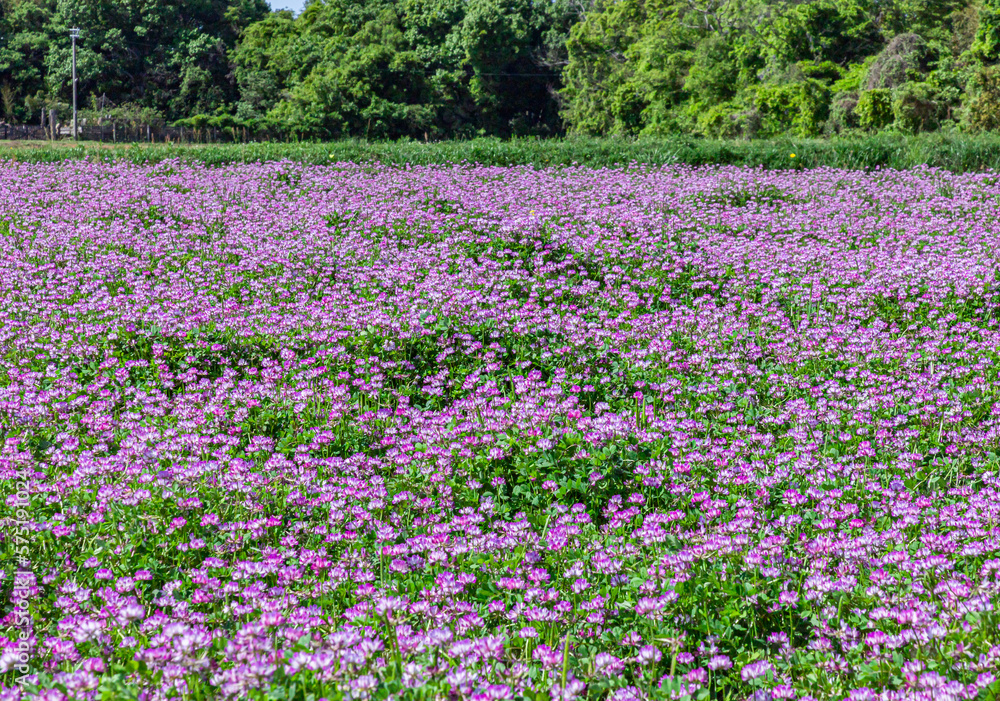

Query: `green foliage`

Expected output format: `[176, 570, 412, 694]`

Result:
[0, 0, 269, 123]
[104, 103, 164, 128]
[754, 79, 830, 137]
[228, 0, 574, 139]
[832, 57, 878, 93]
[856, 89, 894, 129]
[7, 133, 1000, 173]
[609, 83, 649, 135]
[972, 0, 1000, 62]
[0, 0, 995, 137]
[459, 0, 576, 135]
[864, 33, 929, 90]
[558, 0, 989, 138]
[963, 64, 1000, 132]
[798, 59, 843, 82]
[826, 91, 860, 133]
[695, 102, 748, 138]
[685, 35, 740, 105]
[892, 81, 948, 132]
[559, 0, 675, 136]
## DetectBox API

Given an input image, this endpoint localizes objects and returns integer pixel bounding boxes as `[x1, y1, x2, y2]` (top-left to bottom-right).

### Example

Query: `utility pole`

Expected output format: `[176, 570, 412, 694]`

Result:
[70, 28, 79, 140]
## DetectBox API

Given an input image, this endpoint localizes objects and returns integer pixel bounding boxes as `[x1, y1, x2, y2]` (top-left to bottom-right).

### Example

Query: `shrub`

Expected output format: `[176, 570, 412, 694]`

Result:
[951, 3, 981, 56]
[695, 102, 747, 139]
[856, 89, 894, 130]
[684, 35, 740, 104]
[865, 33, 929, 90]
[825, 91, 860, 134]
[798, 60, 843, 83]
[833, 57, 878, 93]
[610, 83, 648, 135]
[972, 0, 1000, 62]
[963, 65, 1000, 133]
[892, 82, 947, 133]
[753, 80, 830, 137]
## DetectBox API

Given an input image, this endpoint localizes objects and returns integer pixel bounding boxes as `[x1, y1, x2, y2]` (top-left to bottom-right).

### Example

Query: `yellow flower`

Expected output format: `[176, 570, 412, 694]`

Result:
[790, 153, 796, 158]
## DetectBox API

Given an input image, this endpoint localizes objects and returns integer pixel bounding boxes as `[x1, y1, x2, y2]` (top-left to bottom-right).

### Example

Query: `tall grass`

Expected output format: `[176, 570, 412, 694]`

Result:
[4, 132, 1000, 171]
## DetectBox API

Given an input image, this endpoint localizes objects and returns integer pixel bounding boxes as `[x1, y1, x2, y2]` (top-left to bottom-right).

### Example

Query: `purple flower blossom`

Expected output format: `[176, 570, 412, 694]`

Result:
[741, 660, 774, 682]
[707, 655, 732, 671]
[635, 645, 663, 666]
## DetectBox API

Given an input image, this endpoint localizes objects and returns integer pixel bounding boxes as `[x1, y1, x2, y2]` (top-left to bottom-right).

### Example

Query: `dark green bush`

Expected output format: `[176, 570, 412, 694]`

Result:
[826, 91, 860, 134]
[892, 82, 947, 133]
[695, 102, 749, 139]
[865, 33, 929, 90]
[963, 65, 1000, 133]
[972, 0, 1000, 62]
[754, 80, 830, 137]
[610, 83, 649, 135]
[856, 89, 894, 130]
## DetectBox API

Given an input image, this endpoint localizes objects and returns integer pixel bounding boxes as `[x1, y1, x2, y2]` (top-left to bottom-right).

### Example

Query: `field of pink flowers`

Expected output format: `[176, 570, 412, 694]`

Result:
[2, 160, 1000, 701]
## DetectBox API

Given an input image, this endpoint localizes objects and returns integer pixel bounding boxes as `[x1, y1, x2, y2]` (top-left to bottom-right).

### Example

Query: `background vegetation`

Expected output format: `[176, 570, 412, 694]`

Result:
[3, 0, 1000, 140]
[7, 132, 1000, 171]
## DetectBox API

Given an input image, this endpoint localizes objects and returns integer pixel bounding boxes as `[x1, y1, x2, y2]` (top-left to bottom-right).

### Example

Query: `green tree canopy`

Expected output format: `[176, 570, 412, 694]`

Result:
[560, 0, 981, 137]
[0, 0, 268, 122]
[0, 0, 997, 138]
[230, 0, 575, 139]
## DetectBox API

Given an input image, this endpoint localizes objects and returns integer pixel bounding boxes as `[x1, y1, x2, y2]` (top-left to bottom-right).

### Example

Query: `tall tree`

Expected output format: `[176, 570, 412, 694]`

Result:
[0, 0, 268, 122]
[231, 0, 575, 138]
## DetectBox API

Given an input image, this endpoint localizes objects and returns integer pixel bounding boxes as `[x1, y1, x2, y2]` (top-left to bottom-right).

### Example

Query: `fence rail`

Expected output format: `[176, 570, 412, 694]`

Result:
[0, 122, 265, 143]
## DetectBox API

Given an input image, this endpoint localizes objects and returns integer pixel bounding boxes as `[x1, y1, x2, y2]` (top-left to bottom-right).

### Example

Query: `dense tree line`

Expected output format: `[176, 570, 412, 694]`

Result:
[563, 0, 1000, 136]
[2, 0, 999, 138]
